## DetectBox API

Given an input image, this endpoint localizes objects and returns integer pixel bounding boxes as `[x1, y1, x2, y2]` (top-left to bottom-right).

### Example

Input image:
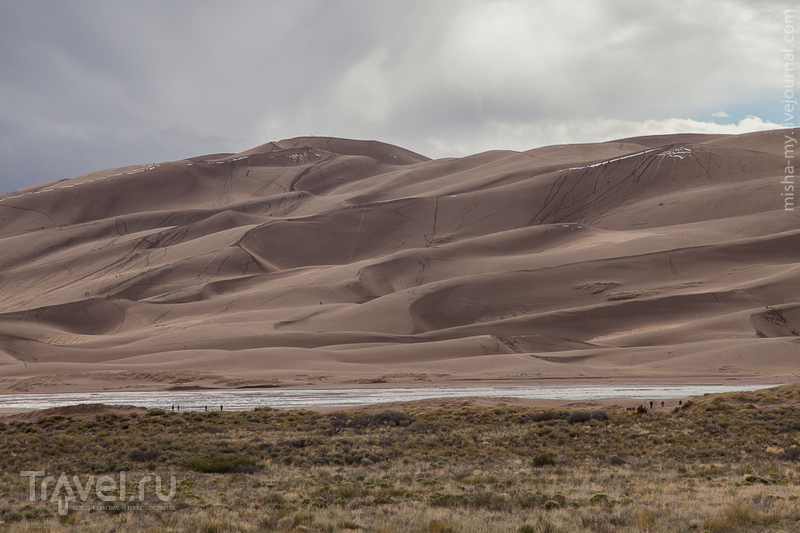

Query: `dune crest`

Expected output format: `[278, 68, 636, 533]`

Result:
[0, 131, 798, 391]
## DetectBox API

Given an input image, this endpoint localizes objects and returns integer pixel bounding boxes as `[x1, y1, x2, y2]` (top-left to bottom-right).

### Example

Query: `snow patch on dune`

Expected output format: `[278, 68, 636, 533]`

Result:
[659, 147, 693, 159]
[564, 147, 662, 172]
[0, 164, 160, 203]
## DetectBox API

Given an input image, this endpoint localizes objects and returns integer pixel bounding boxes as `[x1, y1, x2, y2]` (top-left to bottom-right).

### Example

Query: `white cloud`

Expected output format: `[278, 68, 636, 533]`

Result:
[0, 0, 791, 192]
[421, 116, 784, 159]
[333, 49, 395, 125]
[290, 0, 787, 159]
[712, 111, 731, 118]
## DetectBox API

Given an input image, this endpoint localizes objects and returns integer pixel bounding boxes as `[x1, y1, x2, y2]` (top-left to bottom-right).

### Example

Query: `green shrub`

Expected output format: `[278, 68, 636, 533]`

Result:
[705, 400, 732, 413]
[532, 452, 555, 467]
[567, 411, 609, 424]
[184, 455, 251, 473]
[128, 449, 162, 461]
[588, 493, 610, 505]
[328, 410, 415, 429]
[520, 411, 569, 423]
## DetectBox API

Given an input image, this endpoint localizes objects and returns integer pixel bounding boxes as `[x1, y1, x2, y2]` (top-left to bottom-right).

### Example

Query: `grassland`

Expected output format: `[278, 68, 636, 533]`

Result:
[3, 385, 800, 532]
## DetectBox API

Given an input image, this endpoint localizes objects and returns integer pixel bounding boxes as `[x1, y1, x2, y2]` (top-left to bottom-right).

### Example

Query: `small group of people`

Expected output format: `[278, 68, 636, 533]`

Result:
[648, 400, 683, 410]
[170, 405, 224, 411]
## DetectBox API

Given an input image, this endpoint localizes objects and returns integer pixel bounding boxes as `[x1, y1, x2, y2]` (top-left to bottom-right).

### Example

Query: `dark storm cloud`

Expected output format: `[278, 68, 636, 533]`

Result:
[0, 0, 788, 193]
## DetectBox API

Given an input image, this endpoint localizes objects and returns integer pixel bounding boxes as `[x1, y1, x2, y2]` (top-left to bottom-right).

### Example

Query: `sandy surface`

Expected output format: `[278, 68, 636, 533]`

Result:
[0, 397, 684, 418]
[1, 132, 799, 394]
[0, 381, 791, 418]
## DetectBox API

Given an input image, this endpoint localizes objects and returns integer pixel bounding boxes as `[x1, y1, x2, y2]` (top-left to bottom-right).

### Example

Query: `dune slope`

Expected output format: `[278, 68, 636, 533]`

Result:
[1, 131, 798, 390]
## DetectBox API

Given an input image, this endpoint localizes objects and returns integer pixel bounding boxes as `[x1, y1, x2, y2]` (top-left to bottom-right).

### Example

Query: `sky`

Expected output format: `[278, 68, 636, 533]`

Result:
[0, 0, 793, 194]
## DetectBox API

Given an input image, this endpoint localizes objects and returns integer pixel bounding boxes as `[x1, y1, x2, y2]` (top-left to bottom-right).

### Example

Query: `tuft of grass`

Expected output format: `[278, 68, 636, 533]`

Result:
[425, 519, 457, 533]
[198, 518, 231, 533]
[722, 502, 762, 527]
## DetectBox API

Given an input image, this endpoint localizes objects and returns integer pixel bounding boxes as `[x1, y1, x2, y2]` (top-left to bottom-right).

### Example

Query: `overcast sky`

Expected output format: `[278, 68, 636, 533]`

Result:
[0, 0, 792, 193]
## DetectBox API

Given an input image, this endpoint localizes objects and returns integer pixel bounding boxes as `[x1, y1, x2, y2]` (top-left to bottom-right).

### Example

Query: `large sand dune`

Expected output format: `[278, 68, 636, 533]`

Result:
[1, 131, 798, 392]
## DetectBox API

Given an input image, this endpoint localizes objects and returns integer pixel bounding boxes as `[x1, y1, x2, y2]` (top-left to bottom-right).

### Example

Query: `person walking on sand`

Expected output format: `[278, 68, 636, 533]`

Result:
[649, 401, 653, 410]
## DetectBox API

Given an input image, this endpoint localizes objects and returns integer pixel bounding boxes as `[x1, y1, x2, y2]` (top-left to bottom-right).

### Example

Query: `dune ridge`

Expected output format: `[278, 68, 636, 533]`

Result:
[0, 131, 798, 392]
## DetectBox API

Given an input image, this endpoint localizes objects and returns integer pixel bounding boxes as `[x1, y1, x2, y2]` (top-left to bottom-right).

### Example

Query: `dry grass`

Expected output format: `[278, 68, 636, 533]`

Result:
[2, 385, 800, 531]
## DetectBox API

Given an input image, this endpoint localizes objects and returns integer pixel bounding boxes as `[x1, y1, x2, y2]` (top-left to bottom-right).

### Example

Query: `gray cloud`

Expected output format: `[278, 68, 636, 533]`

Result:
[0, 0, 789, 193]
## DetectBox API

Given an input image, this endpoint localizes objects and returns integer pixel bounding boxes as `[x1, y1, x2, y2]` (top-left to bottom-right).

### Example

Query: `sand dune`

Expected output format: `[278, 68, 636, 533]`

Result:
[1, 130, 798, 392]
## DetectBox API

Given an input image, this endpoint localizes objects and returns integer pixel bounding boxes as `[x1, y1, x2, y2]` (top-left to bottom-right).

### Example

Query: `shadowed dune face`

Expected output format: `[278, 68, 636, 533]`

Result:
[0, 131, 799, 387]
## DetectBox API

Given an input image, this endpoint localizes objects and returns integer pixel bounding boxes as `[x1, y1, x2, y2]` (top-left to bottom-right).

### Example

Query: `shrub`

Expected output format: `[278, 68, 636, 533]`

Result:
[128, 449, 162, 461]
[532, 452, 555, 467]
[328, 410, 415, 429]
[407, 422, 439, 434]
[705, 400, 732, 413]
[229, 462, 260, 474]
[516, 491, 549, 508]
[184, 455, 251, 473]
[782, 447, 800, 461]
[520, 411, 569, 423]
[277, 437, 309, 448]
[567, 411, 609, 424]
[469, 491, 508, 510]
[430, 492, 466, 508]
